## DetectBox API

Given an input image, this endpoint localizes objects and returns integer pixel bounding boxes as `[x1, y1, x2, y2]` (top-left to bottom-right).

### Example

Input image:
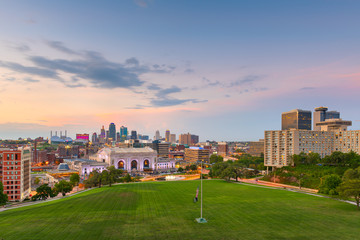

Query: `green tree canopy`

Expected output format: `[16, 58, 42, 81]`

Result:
[210, 154, 223, 164]
[70, 173, 80, 186]
[54, 180, 73, 197]
[33, 184, 55, 200]
[319, 174, 342, 195]
[0, 182, 8, 205]
[337, 179, 360, 210]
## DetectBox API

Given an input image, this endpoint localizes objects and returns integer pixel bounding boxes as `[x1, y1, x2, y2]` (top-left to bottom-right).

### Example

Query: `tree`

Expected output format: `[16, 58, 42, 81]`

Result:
[0, 182, 8, 206]
[177, 167, 184, 172]
[101, 170, 110, 185]
[319, 174, 342, 195]
[54, 180, 73, 196]
[190, 164, 198, 171]
[343, 167, 360, 181]
[70, 173, 80, 186]
[210, 154, 223, 164]
[337, 180, 360, 210]
[107, 166, 122, 186]
[33, 184, 55, 200]
[34, 177, 40, 185]
[123, 173, 132, 183]
[220, 166, 235, 182]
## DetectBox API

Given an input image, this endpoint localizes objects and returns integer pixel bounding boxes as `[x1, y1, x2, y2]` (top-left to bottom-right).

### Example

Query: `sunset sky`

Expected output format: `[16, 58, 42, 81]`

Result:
[1, 0, 360, 141]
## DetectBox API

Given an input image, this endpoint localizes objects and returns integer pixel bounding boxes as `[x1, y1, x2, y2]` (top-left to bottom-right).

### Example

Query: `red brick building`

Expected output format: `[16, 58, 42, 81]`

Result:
[0, 147, 31, 201]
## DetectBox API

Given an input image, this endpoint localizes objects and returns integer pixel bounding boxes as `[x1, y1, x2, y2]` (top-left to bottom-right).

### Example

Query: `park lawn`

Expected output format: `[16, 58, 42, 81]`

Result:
[0, 180, 359, 240]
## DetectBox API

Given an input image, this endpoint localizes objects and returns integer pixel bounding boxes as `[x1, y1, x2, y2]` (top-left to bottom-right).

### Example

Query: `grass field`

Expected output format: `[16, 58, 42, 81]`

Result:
[0, 180, 359, 240]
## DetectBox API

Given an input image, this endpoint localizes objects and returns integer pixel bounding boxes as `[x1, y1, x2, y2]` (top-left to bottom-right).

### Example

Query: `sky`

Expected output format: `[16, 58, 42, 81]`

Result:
[1, 0, 360, 141]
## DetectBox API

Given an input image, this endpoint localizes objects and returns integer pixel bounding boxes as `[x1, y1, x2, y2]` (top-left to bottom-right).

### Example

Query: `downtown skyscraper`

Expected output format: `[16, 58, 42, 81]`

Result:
[109, 123, 116, 141]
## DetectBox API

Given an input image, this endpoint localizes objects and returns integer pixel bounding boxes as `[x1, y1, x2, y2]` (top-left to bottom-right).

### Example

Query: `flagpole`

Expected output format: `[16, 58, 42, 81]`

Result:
[201, 159, 203, 219]
[196, 159, 207, 223]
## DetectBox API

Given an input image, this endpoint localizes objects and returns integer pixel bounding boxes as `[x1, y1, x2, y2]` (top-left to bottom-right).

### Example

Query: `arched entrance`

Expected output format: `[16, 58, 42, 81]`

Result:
[118, 161, 124, 170]
[131, 160, 137, 170]
[143, 159, 149, 168]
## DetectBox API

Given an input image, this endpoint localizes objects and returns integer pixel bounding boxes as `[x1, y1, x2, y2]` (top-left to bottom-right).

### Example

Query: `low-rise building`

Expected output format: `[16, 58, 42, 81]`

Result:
[93, 147, 157, 172]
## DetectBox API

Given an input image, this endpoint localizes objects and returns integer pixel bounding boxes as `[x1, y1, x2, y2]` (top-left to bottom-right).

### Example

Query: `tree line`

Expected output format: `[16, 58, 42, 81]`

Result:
[209, 161, 259, 181]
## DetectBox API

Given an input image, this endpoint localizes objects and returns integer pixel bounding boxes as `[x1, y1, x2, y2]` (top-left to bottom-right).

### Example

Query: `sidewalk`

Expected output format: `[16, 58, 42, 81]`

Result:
[240, 178, 318, 193]
[0, 188, 92, 213]
[238, 179, 357, 206]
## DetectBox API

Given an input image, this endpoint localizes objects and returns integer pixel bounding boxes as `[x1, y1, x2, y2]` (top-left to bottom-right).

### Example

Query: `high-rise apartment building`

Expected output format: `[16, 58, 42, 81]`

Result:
[282, 109, 312, 130]
[264, 129, 360, 168]
[313, 107, 341, 131]
[0, 147, 31, 201]
[264, 130, 334, 167]
[109, 123, 116, 141]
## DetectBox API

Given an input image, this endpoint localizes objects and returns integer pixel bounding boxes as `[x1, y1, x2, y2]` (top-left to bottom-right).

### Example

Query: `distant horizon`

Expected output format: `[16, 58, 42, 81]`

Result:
[1, 1, 360, 141]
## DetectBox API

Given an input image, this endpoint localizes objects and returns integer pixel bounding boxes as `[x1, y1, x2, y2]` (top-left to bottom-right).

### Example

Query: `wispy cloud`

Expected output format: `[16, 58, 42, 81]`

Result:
[299, 87, 316, 91]
[0, 41, 177, 89]
[46, 41, 78, 55]
[134, 0, 150, 8]
[0, 61, 59, 79]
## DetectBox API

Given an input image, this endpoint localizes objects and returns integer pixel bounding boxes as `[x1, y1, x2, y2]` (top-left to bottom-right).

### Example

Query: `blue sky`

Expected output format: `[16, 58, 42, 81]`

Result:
[0, 0, 360, 141]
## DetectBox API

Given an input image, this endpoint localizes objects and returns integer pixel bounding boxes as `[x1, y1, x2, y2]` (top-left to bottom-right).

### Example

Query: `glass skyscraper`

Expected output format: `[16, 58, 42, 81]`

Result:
[281, 109, 312, 130]
[120, 126, 128, 140]
[109, 123, 116, 141]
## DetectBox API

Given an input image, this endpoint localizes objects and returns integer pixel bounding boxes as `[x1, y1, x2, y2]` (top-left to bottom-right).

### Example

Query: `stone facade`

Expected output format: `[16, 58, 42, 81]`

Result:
[95, 147, 157, 172]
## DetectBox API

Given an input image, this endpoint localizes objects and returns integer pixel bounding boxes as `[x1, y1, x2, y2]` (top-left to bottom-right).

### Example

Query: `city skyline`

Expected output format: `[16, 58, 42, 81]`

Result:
[1, 1, 360, 141]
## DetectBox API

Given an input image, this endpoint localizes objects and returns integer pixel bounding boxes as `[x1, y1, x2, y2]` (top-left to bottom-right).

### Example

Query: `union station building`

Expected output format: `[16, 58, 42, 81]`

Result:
[92, 147, 157, 172]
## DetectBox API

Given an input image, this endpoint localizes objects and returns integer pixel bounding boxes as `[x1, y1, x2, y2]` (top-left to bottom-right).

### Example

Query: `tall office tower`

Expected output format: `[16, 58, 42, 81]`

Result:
[165, 130, 170, 142]
[313, 107, 341, 131]
[179, 133, 192, 145]
[170, 134, 176, 143]
[152, 140, 170, 158]
[281, 109, 312, 130]
[105, 130, 109, 140]
[100, 126, 106, 142]
[109, 123, 116, 141]
[131, 130, 137, 140]
[91, 133, 98, 143]
[120, 126, 128, 141]
[155, 130, 161, 140]
[0, 147, 31, 201]
[116, 132, 121, 142]
[191, 134, 199, 144]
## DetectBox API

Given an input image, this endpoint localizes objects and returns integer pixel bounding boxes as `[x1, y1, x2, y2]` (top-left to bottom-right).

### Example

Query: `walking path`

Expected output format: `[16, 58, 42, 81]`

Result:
[0, 188, 93, 212]
[237, 179, 357, 206]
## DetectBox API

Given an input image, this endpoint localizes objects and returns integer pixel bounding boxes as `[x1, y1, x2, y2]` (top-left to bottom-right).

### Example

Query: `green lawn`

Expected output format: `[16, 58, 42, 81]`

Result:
[0, 180, 359, 240]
